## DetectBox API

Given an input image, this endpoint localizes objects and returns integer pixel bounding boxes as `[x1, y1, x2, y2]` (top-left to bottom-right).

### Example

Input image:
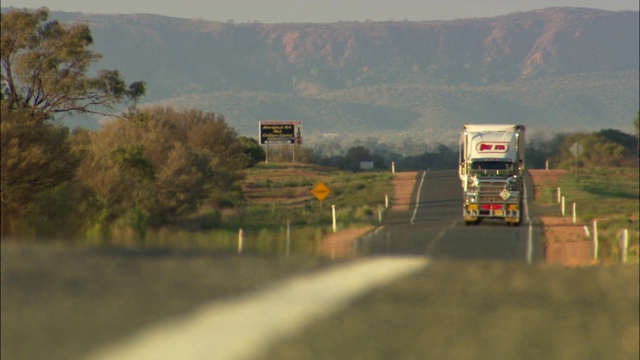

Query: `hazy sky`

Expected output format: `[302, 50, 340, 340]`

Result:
[2, 0, 638, 23]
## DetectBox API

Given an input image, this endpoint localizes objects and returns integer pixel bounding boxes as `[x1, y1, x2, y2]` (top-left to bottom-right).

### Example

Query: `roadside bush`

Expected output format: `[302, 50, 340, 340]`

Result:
[69, 107, 251, 241]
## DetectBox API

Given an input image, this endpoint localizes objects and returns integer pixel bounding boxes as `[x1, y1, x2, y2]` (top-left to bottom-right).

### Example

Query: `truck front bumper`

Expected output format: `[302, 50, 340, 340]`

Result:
[463, 202, 521, 221]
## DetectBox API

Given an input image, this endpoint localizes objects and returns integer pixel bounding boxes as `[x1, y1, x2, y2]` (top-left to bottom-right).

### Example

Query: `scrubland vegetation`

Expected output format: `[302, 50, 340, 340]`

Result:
[536, 167, 639, 263]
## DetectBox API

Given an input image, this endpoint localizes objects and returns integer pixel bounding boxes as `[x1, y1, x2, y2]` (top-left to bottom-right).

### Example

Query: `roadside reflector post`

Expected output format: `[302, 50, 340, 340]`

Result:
[593, 220, 598, 261]
[561, 196, 565, 216]
[286, 219, 291, 257]
[572, 202, 577, 224]
[621, 229, 628, 264]
[378, 205, 383, 224]
[385, 194, 389, 209]
[238, 228, 244, 254]
[545, 160, 549, 170]
[392, 162, 395, 174]
[332, 205, 337, 233]
[557, 187, 561, 203]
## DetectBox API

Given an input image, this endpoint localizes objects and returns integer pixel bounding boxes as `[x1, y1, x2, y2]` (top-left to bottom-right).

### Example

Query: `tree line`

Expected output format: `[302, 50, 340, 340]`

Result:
[314, 123, 640, 172]
[526, 124, 639, 170]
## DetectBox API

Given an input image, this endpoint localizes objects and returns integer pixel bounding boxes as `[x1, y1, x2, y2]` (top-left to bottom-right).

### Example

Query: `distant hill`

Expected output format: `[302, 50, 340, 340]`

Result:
[3, 7, 638, 153]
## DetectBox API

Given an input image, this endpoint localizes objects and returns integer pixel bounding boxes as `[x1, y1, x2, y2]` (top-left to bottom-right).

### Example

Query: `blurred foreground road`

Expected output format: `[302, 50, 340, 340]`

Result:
[1, 170, 638, 360]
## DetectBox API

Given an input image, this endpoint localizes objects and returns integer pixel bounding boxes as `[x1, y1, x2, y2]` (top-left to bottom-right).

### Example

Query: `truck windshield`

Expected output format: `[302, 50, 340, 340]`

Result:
[470, 161, 513, 175]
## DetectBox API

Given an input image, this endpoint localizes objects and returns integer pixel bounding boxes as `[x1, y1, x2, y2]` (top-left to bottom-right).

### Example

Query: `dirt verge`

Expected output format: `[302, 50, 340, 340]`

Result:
[529, 169, 595, 266]
[390, 171, 418, 211]
[316, 171, 418, 258]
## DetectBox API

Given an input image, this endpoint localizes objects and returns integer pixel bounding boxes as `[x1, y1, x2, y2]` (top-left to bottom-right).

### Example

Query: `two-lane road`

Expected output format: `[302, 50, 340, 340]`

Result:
[358, 169, 545, 262]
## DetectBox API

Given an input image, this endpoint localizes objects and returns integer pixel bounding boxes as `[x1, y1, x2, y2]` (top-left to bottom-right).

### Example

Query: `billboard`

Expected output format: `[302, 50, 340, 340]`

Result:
[259, 121, 302, 145]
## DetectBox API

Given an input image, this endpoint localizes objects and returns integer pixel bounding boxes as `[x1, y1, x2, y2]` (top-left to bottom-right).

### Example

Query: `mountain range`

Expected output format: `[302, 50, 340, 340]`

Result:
[4, 6, 639, 154]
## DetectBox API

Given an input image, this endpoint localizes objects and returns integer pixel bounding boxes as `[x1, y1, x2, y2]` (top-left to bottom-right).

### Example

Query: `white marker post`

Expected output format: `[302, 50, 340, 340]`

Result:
[621, 229, 628, 264]
[561, 196, 565, 216]
[385, 194, 389, 209]
[593, 220, 598, 261]
[332, 205, 337, 233]
[557, 187, 561, 203]
[572, 202, 577, 224]
[286, 219, 291, 257]
[238, 228, 244, 254]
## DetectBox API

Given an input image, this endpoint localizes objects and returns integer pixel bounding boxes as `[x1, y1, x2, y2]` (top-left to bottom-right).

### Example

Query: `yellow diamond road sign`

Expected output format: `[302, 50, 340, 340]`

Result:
[312, 182, 330, 202]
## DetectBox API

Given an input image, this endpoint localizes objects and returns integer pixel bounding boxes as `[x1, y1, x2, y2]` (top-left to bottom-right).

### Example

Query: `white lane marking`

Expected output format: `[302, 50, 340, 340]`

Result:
[85, 257, 428, 360]
[527, 222, 533, 264]
[523, 176, 531, 223]
[410, 171, 427, 225]
[524, 176, 533, 264]
[426, 221, 457, 254]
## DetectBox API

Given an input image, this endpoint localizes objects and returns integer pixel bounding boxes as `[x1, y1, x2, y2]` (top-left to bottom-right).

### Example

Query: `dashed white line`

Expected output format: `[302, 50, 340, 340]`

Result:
[524, 176, 533, 264]
[410, 171, 427, 225]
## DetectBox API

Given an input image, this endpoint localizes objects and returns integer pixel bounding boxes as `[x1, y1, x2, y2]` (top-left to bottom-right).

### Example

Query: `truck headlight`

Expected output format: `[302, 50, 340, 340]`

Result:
[506, 176, 517, 191]
[468, 176, 479, 191]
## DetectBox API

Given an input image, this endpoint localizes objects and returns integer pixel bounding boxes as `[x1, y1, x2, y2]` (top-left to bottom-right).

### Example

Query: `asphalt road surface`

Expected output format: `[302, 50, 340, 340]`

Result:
[2, 170, 638, 360]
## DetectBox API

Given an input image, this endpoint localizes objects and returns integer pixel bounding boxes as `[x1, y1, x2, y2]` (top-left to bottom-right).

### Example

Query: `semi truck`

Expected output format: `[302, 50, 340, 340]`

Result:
[458, 124, 525, 226]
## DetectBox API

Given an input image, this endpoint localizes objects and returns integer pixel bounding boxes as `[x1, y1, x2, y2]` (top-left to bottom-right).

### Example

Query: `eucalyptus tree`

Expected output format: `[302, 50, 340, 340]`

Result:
[1, 7, 145, 121]
[1, 8, 145, 236]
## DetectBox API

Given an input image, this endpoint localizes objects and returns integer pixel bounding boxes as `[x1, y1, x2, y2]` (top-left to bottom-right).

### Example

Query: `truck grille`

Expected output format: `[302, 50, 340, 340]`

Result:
[478, 181, 507, 203]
